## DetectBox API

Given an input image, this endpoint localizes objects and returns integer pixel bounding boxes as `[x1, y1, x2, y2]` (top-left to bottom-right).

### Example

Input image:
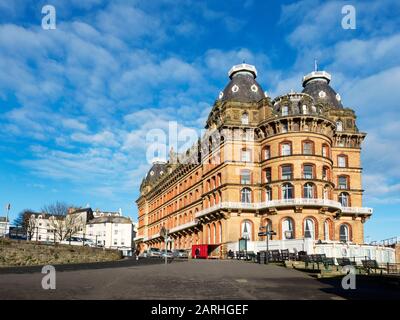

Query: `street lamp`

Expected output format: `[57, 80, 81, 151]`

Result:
[258, 226, 276, 264]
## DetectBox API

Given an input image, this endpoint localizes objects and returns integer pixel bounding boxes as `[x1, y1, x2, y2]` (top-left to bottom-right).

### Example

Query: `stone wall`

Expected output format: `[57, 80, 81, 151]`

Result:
[0, 238, 122, 267]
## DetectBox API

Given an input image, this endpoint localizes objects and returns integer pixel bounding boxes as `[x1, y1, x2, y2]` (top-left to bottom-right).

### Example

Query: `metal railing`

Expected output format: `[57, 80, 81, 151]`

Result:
[194, 199, 372, 219]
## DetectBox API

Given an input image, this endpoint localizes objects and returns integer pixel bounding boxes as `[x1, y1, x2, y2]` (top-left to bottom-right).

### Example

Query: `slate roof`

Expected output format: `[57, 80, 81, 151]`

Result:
[302, 72, 343, 109]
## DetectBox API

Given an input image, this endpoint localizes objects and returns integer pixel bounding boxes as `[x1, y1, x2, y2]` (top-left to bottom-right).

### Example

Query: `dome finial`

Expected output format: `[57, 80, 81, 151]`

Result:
[228, 63, 257, 79]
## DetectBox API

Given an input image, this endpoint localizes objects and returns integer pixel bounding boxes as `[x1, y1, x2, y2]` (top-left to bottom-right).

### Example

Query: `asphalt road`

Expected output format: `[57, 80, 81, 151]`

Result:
[0, 259, 350, 300]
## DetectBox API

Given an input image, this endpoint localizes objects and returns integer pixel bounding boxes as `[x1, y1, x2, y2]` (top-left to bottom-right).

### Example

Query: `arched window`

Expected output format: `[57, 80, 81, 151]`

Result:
[322, 144, 330, 158]
[281, 106, 289, 116]
[241, 148, 251, 162]
[241, 112, 249, 125]
[302, 141, 314, 155]
[303, 164, 314, 179]
[207, 225, 211, 244]
[324, 220, 331, 241]
[241, 220, 252, 241]
[281, 164, 293, 180]
[265, 167, 271, 183]
[280, 142, 292, 156]
[339, 224, 349, 242]
[323, 185, 330, 200]
[302, 105, 308, 114]
[304, 218, 315, 239]
[282, 218, 294, 239]
[265, 219, 273, 240]
[337, 155, 347, 168]
[336, 120, 343, 131]
[265, 187, 272, 201]
[339, 192, 350, 207]
[218, 221, 222, 243]
[264, 146, 271, 160]
[303, 183, 315, 199]
[241, 188, 252, 203]
[240, 169, 251, 185]
[282, 183, 294, 199]
[322, 166, 329, 181]
[338, 176, 349, 189]
[213, 223, 216, 244]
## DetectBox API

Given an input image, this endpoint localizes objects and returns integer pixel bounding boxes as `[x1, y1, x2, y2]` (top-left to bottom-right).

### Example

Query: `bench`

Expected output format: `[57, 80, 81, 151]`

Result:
[361, 259, 385, 274]
[271, 249, 282, 262]
[336, 258, 357, 267]
[281, 249, 290, 261]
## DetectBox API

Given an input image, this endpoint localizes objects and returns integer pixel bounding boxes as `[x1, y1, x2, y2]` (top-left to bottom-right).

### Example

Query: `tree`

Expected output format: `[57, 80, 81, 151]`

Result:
[41, 201, 83, 242]
[13, 209, 37, 240]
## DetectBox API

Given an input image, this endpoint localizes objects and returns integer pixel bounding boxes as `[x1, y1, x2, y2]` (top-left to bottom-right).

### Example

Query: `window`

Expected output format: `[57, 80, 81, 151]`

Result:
[303, 164, 314, 179]
[338, 155, 347, 168]
[304, 183, 315, 199]
[339, 224, 349, 242]
[324, 220, 330, 241]
[264, 146, 271, 160]
[281, 143, 291, 156]
[322, 144, 329, 158]
[281, 165, 292, 180]
[339, 192, 349, 207]
[114, 240, 118, 245]
[265, 220, 273, 239]
[114, 230, 118, 235]
[281, 106, 289, 116]
[241, 220, 252, 241]
[336, 120, 343, 131]
[282, 123, 288, 133]
[241, 113, 249, 125]
[241, 188, 252, 203]
[265, 168, 271, 183]
[265, 187, 272, 201]
[302, 105, 308, 114]
[241, 170, 251, 185]
[322, 166, 329, 180]
[282, 218, 294, 239]
[241, 149, 251, 162]
[304, 218, 315, 239]
[282, 183, 294, 199]
[303, 141, 314, 155]
[323, 185, 329, 200]
[338, 176, 348, 189]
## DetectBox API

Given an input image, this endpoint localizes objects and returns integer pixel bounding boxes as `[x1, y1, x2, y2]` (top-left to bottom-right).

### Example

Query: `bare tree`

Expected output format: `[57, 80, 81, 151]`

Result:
[42, 201, 83, 242]
[13, 209, 37, 240]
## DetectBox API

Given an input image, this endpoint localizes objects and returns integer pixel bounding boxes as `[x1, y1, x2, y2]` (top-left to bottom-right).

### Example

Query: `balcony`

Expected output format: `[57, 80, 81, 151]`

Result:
[195, 199, 373, 218]
[169, 220, 198, 234]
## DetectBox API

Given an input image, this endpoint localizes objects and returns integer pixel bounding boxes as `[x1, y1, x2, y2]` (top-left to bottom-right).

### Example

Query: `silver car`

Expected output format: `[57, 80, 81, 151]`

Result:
[141, 247, 161, 258]
[173, 249, 189, 258]
[160, 250, 174, 258]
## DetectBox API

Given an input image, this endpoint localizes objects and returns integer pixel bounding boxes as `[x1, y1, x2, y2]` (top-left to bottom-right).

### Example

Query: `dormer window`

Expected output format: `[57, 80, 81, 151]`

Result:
[336, 120, 343, 131]
[241, 112, 249, 125]
[281, 106, 289, 116]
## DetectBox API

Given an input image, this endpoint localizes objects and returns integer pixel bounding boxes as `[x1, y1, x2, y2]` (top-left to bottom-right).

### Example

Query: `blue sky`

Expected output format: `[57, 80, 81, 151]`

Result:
[0, 0, 399, 241]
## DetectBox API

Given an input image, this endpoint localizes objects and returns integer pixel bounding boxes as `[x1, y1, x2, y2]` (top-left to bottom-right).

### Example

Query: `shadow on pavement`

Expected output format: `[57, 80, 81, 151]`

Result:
[316, 275, 400, 300]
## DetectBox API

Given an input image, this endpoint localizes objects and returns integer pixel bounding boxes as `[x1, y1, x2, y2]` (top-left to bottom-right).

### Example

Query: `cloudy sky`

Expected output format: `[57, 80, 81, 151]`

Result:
[0, 0, 399, 241]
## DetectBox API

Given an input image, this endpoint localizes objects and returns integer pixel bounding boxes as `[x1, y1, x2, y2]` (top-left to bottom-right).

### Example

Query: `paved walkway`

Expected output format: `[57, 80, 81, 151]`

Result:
[0, 259, 346, 300]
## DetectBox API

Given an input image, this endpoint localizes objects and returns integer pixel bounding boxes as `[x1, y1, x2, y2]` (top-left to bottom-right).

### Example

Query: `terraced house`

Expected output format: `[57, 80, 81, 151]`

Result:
[135, 63, 374, 259]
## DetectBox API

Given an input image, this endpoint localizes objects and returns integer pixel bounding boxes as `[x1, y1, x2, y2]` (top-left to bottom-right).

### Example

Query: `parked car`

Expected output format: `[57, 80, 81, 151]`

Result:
[61, 237, 96, 247]
[161, 250, 174, 258]
[140, 247, 161, 258]
[173, 249, 189, 258]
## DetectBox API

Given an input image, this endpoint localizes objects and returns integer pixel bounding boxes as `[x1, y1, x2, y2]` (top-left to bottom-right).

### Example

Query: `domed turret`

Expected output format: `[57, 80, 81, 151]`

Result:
[218, 63, 266, 103]
[302, 70, 343, 109]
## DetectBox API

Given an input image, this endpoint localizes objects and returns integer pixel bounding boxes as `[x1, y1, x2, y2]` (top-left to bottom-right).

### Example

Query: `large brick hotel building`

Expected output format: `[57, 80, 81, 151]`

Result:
[135, 63, 373, 258]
